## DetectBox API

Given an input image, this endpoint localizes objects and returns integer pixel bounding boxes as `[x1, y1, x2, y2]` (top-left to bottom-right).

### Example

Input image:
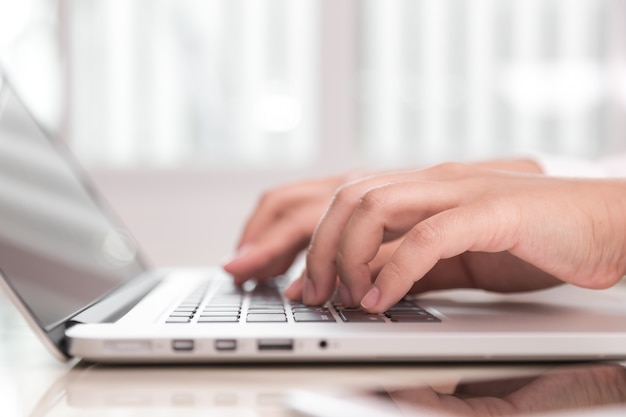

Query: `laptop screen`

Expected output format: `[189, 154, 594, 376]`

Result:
[0, 74, 147, 331]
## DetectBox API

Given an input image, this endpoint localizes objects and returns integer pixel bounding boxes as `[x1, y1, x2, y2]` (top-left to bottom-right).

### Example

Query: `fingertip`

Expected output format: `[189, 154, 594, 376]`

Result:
[222, 261, 239, 277]
[362, 274, 417, 313]
[284, 275, 305, 301]
[223, 263, 249, 285]
[222, 264, 248, 286]
[231, 274, 249, 286]
[223, 248, 255, 286]
[360, 286, 380, 312]
[223, 244, 252, 269]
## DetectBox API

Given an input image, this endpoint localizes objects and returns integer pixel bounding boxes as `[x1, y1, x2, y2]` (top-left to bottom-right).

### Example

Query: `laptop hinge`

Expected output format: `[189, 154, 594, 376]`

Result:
[68, 273, 161, 326]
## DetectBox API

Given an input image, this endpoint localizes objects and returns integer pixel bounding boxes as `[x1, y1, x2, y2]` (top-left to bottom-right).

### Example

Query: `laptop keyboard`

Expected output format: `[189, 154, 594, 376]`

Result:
[165, 279, 440, 324]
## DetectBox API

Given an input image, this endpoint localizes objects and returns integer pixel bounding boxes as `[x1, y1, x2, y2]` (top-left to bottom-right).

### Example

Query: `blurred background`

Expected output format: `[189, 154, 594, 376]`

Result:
[1, 0, 626, 266]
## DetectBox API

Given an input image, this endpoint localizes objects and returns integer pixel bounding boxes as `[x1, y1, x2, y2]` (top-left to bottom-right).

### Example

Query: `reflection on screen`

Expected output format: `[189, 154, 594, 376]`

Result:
[0, 78, 146, 330]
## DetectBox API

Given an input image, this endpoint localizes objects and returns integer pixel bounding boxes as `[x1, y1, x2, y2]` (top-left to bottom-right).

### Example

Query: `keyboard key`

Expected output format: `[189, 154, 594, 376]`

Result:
[339, 311, 385, 323]
[387, 305, 426, 312]
[211, 298, 243, 304]
[387, 315, 440, 323]
[293, 312, 336, 322]
[199, 312, 239, 317]
[390, 300, 415, 307]
[173, 307, 197, 312]
[202, 306, 241, 311]
[246, 314, 287, 323]
[248, 303, 284, 308]
[249, 301, 283, 307]
[210, 301, 242, 306]
[177, 303, 201, 308]
[198, 316, 240, 323]
[337, 306, 365, 312]
[168, 312, 195, 317]
[166, 316, 192, 323]
[292, 307, 330, 313]
[289, 302, 308, 308]
[248, 307, 285, 314]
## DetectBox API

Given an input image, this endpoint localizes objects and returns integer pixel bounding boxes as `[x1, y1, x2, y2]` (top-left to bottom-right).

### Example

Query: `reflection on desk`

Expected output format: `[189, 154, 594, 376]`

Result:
[291, 363, 626, 417]
[390, 362, 626, 416]
[22, 361, 626, 417]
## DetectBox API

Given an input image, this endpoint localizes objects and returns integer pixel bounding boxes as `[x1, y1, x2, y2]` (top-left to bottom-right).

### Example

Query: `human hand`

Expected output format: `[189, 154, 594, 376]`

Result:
[224, 159, 541, 286]
[388, 363, 626, 416]
[286, 162, 626, 312]
[223, 173, 363, 284]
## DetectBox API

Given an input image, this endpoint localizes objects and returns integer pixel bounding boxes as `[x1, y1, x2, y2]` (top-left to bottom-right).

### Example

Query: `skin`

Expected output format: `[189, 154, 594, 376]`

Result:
[223, 159, 626, 313]
[387, 363, 626, 416]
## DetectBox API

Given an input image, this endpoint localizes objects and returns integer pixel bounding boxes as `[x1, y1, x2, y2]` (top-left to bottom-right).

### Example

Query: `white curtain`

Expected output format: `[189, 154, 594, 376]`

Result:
[62, 0, 626, 169]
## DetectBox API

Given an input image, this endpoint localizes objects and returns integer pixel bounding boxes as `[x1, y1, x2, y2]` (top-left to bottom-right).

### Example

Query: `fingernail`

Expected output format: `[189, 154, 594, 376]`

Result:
[303, 277, 316, 305]
[360, 286, 380, 310]
[338, 283, 353, 307]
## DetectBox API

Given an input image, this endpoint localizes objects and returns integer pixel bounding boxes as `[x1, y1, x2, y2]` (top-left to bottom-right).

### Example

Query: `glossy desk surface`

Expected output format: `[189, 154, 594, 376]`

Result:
[2, 289, 626, 417]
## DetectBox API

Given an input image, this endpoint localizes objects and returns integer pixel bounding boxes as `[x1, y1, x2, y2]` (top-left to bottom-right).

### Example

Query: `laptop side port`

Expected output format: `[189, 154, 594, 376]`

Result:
[172, 339, 195, 352]
[257, 338, 293, 351]
[214, 339, 237, 351]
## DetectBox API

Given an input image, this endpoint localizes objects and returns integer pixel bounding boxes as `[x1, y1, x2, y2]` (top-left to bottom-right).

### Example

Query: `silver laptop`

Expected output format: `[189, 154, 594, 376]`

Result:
[2, 71, 626, 364]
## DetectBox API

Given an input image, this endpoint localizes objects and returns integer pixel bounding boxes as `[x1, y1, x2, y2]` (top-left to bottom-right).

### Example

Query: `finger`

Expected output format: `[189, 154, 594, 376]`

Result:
[368, 240, 403, 278]
[238, 247, 302, 284]
[237, 177, 341, 248]
[286, 272, 342, 303]
[284, 273, 306, 301]
[361, 203, 518, 312]
[337, 181, 466, 306]
[303, 171, 448, 305]
[370, 246, 493, 295]
[224, 212, 313, 283]
[236, 185, 306, 248]
[405, 257, 473, 293]
[302, 164, 491, 305]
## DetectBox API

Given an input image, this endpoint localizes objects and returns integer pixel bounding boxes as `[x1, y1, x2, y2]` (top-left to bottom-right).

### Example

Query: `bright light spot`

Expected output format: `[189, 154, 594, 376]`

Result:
[253, 91, 302, 133]
[499, 61, 603, 113]
[102, 230, 137, 267]
[0, 0, 32, 48]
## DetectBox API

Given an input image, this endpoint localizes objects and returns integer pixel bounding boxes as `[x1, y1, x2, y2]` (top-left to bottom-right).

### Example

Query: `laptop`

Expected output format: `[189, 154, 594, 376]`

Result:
[2, 70, 626, 364]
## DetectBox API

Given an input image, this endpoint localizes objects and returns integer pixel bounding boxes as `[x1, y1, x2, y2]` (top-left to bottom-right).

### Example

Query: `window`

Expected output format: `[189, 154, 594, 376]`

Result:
[4, 0, 626, 171]
[68, 0, 319, 168]
[358, 0, 626, 167]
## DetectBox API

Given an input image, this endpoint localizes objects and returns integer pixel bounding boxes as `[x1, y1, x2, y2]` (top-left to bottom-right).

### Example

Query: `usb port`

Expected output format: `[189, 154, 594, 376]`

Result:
[172, 339, 194, 352]
[215, 339, 237, 351]
[257, 339, 293, 351]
